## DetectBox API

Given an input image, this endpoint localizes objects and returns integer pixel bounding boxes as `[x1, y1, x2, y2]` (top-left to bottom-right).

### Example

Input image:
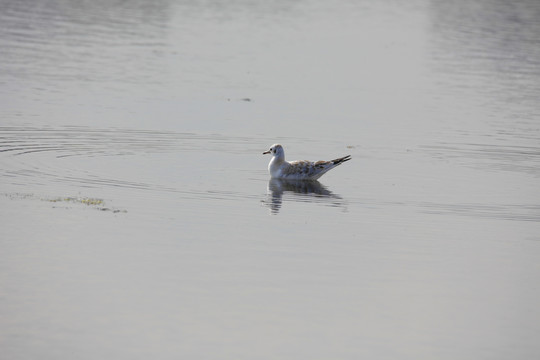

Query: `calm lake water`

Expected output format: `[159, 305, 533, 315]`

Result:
[1, 0, 540, 359]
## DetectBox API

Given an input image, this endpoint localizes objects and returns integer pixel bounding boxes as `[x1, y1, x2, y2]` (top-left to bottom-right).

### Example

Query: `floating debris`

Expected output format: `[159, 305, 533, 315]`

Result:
[48, 197, 104, 206]
[3, 193, 126, 213]
[226, 97, 253, 102]
[45, 197, 127, 213]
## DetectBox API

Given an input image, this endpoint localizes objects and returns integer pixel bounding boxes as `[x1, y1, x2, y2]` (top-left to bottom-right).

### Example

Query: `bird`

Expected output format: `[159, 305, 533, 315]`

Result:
[263, 144, 351, 180]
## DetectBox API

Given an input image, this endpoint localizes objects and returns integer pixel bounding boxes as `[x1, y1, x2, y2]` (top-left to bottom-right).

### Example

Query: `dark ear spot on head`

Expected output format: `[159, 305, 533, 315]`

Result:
[273, 149, 276, 154]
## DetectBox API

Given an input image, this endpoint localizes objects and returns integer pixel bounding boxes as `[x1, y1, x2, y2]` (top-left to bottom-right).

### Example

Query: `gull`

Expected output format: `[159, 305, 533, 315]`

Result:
[263, 144, 351, 180]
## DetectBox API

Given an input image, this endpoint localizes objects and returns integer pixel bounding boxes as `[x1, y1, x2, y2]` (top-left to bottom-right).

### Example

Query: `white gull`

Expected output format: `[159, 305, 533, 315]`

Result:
[263, 144, 351, 180]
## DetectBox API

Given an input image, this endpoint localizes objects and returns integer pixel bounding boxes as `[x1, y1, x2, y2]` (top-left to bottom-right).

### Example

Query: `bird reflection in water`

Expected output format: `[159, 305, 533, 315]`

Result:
[263, 178, 346, 214]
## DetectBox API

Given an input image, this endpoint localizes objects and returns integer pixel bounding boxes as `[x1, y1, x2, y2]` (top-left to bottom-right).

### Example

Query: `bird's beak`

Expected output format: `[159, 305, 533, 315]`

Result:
[263, 150, 271, 155]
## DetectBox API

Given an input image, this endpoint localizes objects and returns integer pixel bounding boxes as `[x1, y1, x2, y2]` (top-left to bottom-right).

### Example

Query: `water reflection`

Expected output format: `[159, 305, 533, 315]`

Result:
[263, 178, 346, 214]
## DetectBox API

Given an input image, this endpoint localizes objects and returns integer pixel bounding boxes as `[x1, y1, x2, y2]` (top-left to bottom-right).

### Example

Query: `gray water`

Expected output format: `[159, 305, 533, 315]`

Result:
[1, 0, 540, 359]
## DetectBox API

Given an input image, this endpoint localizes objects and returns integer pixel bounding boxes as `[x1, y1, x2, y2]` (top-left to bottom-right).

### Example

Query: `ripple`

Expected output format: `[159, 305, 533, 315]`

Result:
[0, 126, 186, 157]
[0, 125, 264, 198]
[417, 201, 540, 223]
[0, 125, 262, 157]
[421, 142, 540, 176]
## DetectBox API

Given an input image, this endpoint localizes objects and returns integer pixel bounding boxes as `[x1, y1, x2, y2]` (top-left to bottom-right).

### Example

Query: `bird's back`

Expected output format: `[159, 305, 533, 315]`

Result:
[279, 156, 350, 180]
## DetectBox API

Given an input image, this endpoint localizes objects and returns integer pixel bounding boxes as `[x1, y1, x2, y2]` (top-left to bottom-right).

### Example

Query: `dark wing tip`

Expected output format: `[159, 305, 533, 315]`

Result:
[332, 155, 351, 165]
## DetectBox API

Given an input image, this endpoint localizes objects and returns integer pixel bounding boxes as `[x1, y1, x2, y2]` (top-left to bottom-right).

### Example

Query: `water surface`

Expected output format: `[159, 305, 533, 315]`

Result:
[1, 0, 540, 359]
